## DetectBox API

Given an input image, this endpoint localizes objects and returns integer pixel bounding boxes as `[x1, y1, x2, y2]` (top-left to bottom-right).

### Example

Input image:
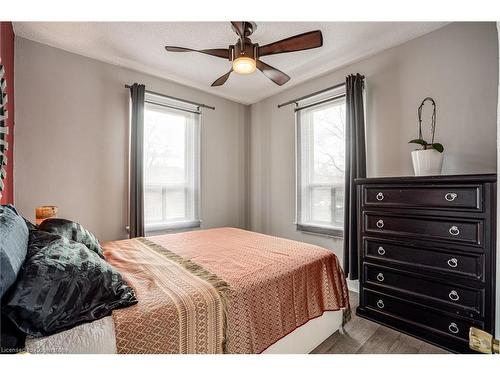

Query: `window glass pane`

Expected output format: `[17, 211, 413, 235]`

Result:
[311, 187, 332, 223]
[297, 95, 346, 232]
[333, 188, 344, 226]
[144, 107, 186, 185]
[144, 185, 163, 224]
[165, 188, 186, 220]
[312, 103, 345, 183]
[143, 101, 200, 230]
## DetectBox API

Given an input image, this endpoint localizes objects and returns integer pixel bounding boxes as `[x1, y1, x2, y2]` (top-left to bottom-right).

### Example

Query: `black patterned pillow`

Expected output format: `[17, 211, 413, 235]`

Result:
[2, 234, 137, 337]
[38, 218, 104, 259]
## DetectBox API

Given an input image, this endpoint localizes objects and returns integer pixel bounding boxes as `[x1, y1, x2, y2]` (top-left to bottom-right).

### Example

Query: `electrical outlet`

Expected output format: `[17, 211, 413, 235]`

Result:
[469, 327, 500, 354]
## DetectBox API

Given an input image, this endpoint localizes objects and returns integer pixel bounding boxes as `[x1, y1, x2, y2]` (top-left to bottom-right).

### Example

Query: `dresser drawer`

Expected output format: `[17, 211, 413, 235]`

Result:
[364, 213, 483, 247]
[363, 289, 483, 342]
[364, 263, 484, 316]
[363, 185, 481, 210]
[364, 239, 484, 280]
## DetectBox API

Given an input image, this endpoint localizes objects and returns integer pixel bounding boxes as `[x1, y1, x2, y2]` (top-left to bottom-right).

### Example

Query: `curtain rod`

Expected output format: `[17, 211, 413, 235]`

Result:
[145, 100, 201, 115]
[294, 93, 346, 112]
[125, 85, 215, 111]
[277, 81, 346, 108]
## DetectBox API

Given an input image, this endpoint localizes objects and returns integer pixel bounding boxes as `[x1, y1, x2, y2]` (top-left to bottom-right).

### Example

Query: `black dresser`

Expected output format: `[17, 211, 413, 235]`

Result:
[355, 174, 496, 353]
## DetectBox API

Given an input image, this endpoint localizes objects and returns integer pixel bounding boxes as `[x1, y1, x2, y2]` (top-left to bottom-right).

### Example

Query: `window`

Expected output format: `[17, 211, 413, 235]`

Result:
[296, 88, 346, 236]
[143, 92, 200, 232]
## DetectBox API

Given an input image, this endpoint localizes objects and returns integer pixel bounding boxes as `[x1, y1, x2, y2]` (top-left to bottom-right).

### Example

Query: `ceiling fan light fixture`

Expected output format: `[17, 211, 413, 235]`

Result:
[232, 56, 256, 74]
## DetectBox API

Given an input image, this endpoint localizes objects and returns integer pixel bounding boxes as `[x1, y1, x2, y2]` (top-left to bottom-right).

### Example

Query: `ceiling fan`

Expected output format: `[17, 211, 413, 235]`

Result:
[165, 22, 323, 87]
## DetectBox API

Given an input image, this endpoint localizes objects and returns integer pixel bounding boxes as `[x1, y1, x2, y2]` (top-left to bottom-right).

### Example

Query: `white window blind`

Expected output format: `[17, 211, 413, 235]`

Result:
[143, 92, 200, 232]
[296, 86, 346, 236]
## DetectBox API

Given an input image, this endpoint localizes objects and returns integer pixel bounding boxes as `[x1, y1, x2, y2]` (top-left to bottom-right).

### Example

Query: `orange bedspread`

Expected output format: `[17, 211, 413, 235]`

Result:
[103, 227, 349, 354]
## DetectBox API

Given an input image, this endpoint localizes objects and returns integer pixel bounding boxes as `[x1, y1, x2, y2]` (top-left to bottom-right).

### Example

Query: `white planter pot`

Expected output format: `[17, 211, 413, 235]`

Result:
[411, 149, 444, 176]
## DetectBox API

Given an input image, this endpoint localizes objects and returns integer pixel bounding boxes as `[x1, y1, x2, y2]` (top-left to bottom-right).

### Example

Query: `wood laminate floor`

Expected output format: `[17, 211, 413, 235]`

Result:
[311, 292, 450, 354]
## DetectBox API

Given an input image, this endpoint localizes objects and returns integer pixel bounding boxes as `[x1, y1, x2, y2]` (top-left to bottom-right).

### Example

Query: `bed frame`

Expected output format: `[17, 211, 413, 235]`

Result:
[262, 310, 342, 354]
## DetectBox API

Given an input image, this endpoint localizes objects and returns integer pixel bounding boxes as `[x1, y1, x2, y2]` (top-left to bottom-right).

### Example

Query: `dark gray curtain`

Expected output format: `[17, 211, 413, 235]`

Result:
[129, 83, 145, 238]
[343, 73, 366, 280]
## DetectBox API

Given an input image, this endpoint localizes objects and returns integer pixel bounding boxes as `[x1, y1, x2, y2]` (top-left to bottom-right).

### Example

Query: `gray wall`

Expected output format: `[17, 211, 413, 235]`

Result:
[14, 37, 249, 241]
[249, 22, 498, 265]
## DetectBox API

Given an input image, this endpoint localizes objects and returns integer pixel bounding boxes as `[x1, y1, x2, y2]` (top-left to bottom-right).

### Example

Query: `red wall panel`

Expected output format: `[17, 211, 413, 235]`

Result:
[0, 22, 14, 204]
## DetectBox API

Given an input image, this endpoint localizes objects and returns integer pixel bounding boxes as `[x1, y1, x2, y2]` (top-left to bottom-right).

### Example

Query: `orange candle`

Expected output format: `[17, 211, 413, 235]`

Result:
[35, 205, 58, 225]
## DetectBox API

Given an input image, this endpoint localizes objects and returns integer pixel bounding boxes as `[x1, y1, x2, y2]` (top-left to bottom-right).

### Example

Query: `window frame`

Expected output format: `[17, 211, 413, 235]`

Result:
[143, 94, 201, 234]
[295, 91, 346, 238]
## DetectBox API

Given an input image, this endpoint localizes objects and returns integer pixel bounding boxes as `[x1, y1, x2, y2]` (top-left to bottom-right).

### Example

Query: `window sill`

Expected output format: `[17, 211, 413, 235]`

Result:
[145, 220, 201, 232]
[296, 224, 344, 239]
[125, 221, 202, 235]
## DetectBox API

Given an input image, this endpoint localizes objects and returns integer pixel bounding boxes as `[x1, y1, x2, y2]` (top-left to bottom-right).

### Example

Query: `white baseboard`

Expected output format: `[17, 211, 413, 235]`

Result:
[347, 279, 359, 293]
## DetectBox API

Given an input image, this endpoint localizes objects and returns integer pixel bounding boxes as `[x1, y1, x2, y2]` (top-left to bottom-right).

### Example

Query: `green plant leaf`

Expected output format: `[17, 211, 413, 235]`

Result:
[408, 139, 428, 146]
[431, 143, 444, 153]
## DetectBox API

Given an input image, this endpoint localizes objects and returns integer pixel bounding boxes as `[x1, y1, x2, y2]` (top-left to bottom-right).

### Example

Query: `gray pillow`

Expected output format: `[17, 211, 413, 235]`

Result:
[0, 205, 29, 298]
[38, 218, 104, 259]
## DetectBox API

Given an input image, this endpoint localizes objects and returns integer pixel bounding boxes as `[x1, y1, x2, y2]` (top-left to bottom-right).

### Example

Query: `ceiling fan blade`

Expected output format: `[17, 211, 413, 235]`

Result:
[165, 46, 229, 59]
[258, 30, 323, 57]
[211, 69, 233, 87]
[256, 60, 290, 86]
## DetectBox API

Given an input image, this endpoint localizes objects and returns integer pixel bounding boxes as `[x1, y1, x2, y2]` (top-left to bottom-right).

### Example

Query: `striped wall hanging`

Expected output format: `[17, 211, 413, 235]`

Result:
[0, 62, 8, 200]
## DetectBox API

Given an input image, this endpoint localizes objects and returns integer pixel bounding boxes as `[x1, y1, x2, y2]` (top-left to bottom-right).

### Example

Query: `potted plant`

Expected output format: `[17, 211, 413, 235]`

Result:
[409, 97, 444, 176]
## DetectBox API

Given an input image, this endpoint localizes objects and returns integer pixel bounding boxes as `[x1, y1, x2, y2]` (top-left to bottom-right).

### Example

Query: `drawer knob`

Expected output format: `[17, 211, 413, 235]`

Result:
[376, 219, 384, 229]
[377, 299, 385, 309]
[448, 322, 459, 334]
[376, 273, 385, 282]
[445, 192, 458, 202]
[449, 290, 460, 301]
[449, 225, 460, 236]
[447, 258, 458, 268]
[376, 192, 384, 201]
[377, 246, 386, 256]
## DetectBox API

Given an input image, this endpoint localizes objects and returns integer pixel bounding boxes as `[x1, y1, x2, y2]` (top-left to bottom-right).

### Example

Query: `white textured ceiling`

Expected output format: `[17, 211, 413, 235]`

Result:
[13, 22, 448, 104]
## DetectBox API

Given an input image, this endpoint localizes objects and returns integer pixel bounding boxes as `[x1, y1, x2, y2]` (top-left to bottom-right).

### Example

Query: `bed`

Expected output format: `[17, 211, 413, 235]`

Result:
[24, 227, 349, 354]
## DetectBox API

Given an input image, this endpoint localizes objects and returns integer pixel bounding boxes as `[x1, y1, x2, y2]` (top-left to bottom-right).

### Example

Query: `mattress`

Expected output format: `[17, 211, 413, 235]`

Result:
[26, 316, 116, 354]
[26, 227, 349, 354]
